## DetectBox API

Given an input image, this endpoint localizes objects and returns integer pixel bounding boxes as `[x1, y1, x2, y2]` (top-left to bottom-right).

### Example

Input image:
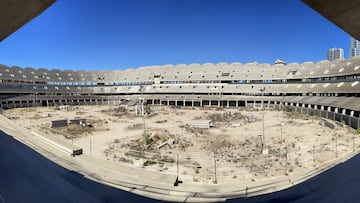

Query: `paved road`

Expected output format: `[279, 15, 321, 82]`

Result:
[0, 130, 159, 203]
[1, 130, 360, 203]
[231, 148, 360, 202]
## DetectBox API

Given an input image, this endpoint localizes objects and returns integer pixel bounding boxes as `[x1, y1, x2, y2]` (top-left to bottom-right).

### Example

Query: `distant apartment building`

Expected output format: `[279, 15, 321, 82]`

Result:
[327, 48, 344, 61]
[349, 37, 360, 58]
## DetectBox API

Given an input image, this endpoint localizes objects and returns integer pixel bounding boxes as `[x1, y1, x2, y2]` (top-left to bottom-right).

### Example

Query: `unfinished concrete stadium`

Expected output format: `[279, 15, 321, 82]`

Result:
[1, 0, 360, 202]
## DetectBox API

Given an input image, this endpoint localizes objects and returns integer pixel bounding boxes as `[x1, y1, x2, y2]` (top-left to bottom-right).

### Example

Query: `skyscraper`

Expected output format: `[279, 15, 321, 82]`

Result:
[349, 37, 360, 58]
[327, 48, 344, 61]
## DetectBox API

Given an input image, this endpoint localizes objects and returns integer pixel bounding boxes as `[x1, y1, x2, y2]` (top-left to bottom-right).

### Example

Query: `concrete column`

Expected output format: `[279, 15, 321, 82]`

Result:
[349, 116, 352, 126]
[227, 101, 229, 108]
[175, 100, 178, 106]
[218, 100, 220, 107]
[209, 100, 211, 107]
[335, 108, 338, 113]
[159, 100, 162, 106]
[245, 100, 247, 107]
[167, 100, 169, 106]
[192, 100, 194, 107]
[351, 111, 354, 117]
[235, 101, 238, 108]
[183, 100, 185, 106]
[342, 109, 346, 115]
[200, 100, 203, 107]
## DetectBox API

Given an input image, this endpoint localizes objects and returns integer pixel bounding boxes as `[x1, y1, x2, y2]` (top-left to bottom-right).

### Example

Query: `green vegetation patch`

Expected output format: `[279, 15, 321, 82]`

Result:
[355, 128, 360, 134]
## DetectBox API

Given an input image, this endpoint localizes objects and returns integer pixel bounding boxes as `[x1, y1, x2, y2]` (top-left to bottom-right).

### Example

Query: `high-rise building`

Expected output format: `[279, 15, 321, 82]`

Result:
[349, 37, 360, 58]
[327, 48, 344, 61]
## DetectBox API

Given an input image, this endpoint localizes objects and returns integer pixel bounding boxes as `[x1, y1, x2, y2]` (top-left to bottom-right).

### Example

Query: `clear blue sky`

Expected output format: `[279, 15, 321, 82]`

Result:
[0, 0, 350, 71]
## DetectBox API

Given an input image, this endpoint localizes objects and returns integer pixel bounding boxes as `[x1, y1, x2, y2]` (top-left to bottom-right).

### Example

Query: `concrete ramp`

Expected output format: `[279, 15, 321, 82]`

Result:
[31, 131, 82, 156]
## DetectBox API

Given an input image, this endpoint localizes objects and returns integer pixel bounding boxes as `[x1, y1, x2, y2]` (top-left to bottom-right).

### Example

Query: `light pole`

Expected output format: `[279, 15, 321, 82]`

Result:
[141, 98, 147, 148]
[259, 87, 268, 154]
[89, 132, 92, 155]
[280, 94, 285, 142]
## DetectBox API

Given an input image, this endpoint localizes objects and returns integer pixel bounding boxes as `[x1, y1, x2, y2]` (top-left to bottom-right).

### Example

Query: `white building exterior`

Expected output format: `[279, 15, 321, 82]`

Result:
[327, 48, 344, 61]
[349, 37, 360, 58]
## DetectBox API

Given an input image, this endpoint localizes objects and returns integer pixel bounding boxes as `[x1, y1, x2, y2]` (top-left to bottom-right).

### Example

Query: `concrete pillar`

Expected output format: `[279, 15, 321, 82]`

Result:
[218, 100, 220, 107]
[335, 108, 338, 113]
[209, 100, 211, 107]
[235, 101, 238, 108]
[351, 111, 354, 117]
[227, 100, 229, 108]
[200, 100, 202, 107]
[192, 100, 194, 107]
[175, 100, 178, 106]
[245, 100, 247, 107]
[183, 100, 185, 106]
[159, 100, 162, 106]
[342, 109, 346, 115]
[167, 100, 169, 106]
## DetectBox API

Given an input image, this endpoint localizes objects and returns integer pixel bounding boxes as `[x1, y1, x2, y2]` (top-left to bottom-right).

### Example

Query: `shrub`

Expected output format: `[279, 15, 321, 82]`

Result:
[143, 160, 156, 166]
[159, 156, 175, 163]
[355, 128, 360, 134]
[207, 113, 224, 123]
[284, 106, 295, 112]
[125, 150, 143, 158]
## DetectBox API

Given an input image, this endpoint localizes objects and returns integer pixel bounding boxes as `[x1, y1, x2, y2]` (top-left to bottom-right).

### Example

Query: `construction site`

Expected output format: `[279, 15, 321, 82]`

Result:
[5, 103, 359, 184]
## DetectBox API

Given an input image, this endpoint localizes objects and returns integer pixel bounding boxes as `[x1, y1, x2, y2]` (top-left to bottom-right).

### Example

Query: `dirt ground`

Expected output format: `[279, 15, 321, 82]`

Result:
[7, 104, 358, 183]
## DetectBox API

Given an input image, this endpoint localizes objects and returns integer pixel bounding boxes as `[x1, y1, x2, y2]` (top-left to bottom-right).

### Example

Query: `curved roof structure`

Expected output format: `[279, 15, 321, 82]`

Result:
[0, 0, 56, 42]
[303, 0, 360, 40]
